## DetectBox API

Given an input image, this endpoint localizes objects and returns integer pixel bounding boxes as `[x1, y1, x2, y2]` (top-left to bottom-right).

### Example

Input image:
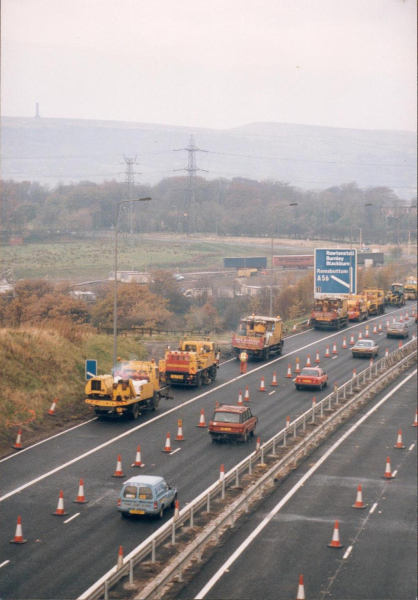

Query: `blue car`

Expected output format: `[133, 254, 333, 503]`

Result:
[118, 475, 177, 519]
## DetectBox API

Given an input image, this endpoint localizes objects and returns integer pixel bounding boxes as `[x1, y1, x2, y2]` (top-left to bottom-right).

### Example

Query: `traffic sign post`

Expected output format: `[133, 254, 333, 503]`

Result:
[85, 359, 97, 380]
[314, 249, 357, 297]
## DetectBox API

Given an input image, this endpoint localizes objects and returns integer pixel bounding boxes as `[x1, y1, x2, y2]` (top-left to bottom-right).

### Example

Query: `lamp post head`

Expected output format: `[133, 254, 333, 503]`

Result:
[139, 197, 152, 202]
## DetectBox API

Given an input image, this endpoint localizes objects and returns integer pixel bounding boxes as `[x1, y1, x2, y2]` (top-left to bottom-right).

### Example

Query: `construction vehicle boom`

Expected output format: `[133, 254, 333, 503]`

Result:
[85, 359, 171, 419]
[160, 339, 219, 387]
[232, 315, 284, 360]
[310, 297, 348, 330]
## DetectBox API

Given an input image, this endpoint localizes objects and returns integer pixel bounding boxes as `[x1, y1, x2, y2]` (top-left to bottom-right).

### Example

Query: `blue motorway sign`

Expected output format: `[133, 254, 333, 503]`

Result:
[314, 248, 357, 297]
[85, 359, 97, 380]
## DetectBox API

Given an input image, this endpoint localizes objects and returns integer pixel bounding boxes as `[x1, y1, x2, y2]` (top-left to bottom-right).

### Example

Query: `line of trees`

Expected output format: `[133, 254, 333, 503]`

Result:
[1, 178, 416, 245]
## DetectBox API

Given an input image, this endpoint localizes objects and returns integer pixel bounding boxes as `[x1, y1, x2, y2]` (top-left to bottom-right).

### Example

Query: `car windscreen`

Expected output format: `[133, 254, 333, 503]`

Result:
[123, 485, 138, 499]
[355, 341, 373, 347]
[300, 369, 319, 376]
[390, 324, 403, 329]
[213, 412, 241, 423]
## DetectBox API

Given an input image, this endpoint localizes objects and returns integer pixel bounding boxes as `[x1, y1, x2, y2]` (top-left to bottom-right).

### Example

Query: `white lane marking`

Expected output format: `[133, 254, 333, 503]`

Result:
[0, 418, 98, 464]
[88, 490, 114, 508]
[369, 503, 378, 514]
[332, 356, 338, 360]
[392, 470, 398, 477]
[1, 306, 410, 503]
[268, 391, 276, 396]
[343, 546, 353, 559]
[64, 513, 80, 524]
[409, 443, 415, 451]
[194, 369, 417, 599]
[0, 560, 10, 568]
[169, 448, 181, 456]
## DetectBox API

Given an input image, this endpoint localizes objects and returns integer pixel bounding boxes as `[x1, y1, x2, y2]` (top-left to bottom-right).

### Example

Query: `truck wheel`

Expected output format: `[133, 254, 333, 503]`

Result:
[130, 403, 140, 420]
[151, 392, 159, 412]
[211, 365, 217, 380]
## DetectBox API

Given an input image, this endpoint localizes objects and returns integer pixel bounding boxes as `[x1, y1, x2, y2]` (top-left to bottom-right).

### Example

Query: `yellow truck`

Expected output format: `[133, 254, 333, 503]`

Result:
[404, 276, 417, 300]
[160, 339, 219, 387]
[347, 294, 368, 322]
[363, 288, 386, 315]
[232, 315, 284, 360]
[310, 297, 348, 330]
[85, 359, 171, 419]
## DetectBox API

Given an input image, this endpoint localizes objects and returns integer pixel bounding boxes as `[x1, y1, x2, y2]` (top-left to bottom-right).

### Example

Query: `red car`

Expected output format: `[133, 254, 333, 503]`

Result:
[295, 367, 328, 391]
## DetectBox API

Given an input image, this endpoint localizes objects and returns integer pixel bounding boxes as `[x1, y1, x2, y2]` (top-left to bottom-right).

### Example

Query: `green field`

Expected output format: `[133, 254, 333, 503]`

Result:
[1, 236, 273, 280]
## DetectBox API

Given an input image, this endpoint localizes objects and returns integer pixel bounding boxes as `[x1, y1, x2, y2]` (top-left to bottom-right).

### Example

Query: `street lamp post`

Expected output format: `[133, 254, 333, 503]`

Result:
[349, 204, 373, 249]
[113, 197, 151, 369]
[270, 203, 298, 317]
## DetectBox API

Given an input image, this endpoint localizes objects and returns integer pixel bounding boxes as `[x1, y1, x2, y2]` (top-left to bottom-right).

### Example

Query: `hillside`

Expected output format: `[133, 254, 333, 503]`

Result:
[1, 116, 416, 198]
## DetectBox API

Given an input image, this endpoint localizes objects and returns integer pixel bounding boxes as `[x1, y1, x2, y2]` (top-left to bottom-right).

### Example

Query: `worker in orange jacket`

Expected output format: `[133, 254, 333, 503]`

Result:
[239, 350, 248, 374]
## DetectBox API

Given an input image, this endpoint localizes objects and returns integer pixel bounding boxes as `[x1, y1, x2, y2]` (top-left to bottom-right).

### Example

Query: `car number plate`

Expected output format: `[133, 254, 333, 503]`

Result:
[171, 374, 183, 380]
[220, 427, 231, 431]
[130, 510, 145, 514]
[302, 379, 310, 383]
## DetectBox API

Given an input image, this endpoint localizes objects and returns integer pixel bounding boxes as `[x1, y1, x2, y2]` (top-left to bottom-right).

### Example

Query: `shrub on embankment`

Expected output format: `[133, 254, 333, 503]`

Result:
[0, 327, 146, 455]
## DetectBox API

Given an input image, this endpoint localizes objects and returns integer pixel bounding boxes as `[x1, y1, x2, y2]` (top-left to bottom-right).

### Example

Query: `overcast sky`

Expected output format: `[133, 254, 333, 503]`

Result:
[2, 0, 416, 132]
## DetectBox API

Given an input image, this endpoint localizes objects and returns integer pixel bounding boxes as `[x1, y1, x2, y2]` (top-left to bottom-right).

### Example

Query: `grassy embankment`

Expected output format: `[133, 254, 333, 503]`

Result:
[0, 328, 146, 456]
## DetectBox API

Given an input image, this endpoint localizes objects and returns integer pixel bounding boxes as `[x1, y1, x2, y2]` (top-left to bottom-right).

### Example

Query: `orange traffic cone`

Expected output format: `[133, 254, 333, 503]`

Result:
[10, 516, 27, 544]
[219, 463, 225, 482]
[74, 478, 88, 503]
[405, 312, 409, 321]
[394, 429, 405, 449]
[53, 490, 68, 516]
[412, 410, 418, 427]
[385, 348, 389, 358]
[271, 372, 278, 386]
[365, 327, 370, 338]
[349, 333, 355, 345]
[296, 574, 305, 600]
[398, 340, 402, 349]
[332, 342, 338, 355]
[285, 363, 293, 378]
[378, 322, 382, 332]
[237, 390, 243, 406]
[342, 337, 347, 349]
[197, 409, 207, 428]
[116, 546, 124, 570]
[132, 445, 145, 467]
[314, 349, 320, 363]
[256, 437, 261, 452]
[47, 398, 58, 416]
[372, 324, 377, 334]
[215, 401, 219, 409]
[244, 386, 250, 402]
[327, 520, 344, 549]
[370, 357, 374, 367]
[400, 314, 404, 323]
[12, 429, 23, 450]
[294, 358, 301, 374]
[306, 354, 312, 367]
[352, 484, 367, 509]
[175, 419, 185, 441]
[174, 499, 180, 520]
[358, 331, 363, 340]
[386, 319, 390, 328]
[286, 415, 290, 428]
[112, 454, 125, 476]
[382, 456, 395, 479]
[352, 368, 357, 378]
[324, 345, 330, 358]
[162, 432, 172, 453]
[259, 376, 266, 392]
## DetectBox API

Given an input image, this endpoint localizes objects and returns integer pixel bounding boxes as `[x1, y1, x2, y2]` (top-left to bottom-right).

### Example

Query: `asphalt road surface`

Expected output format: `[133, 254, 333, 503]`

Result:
[178, 368, 417, 600]
[0, 303, 416, 599]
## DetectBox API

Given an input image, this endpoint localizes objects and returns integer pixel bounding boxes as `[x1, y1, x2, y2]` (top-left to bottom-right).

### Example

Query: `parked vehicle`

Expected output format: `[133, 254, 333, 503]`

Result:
[272, 255, 314, 269]
[209, 405, 258, 442]
[385, 283, 406, 307]
[387, 322, 409, 339]
[161, 338, 218, 387]
[404, 276, 417, 301]
[363, 288, 386, 315]
[118, 475, 177, 519]
[347, 294, 368, 321]
[294, 367, 328, 390]
[351, 340, 379, 358]
[232, 314, 284, 360]
[311, 297, 348, 330]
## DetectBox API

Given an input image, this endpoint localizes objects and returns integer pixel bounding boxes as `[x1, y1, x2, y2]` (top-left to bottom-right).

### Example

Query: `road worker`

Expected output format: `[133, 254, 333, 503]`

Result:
[239, 350, 248, 374]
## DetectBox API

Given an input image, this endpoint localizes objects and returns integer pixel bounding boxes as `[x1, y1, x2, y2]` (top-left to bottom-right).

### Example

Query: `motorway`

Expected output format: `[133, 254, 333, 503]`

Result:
[178, 369, 417, 600]
[0, 304, 416, 599]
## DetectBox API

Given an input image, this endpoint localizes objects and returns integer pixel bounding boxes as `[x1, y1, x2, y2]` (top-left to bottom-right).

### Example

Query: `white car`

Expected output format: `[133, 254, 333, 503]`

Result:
[173, 274, 185, 281]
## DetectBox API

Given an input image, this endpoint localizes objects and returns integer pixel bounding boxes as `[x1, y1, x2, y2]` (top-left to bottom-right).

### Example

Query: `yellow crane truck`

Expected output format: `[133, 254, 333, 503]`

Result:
[232, 315, 284, 360]
[160, 339, 219, 387]
[85, 359, 171, 419]
[363, 288, 386, 315]
[347, 294, 368, 321]
[310, 297, 348, 330]
[404, 276, 417, 300]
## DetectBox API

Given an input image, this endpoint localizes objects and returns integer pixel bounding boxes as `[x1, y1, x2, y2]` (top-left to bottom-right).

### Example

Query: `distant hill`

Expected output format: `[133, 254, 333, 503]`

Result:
[1, 116, 416, 198]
